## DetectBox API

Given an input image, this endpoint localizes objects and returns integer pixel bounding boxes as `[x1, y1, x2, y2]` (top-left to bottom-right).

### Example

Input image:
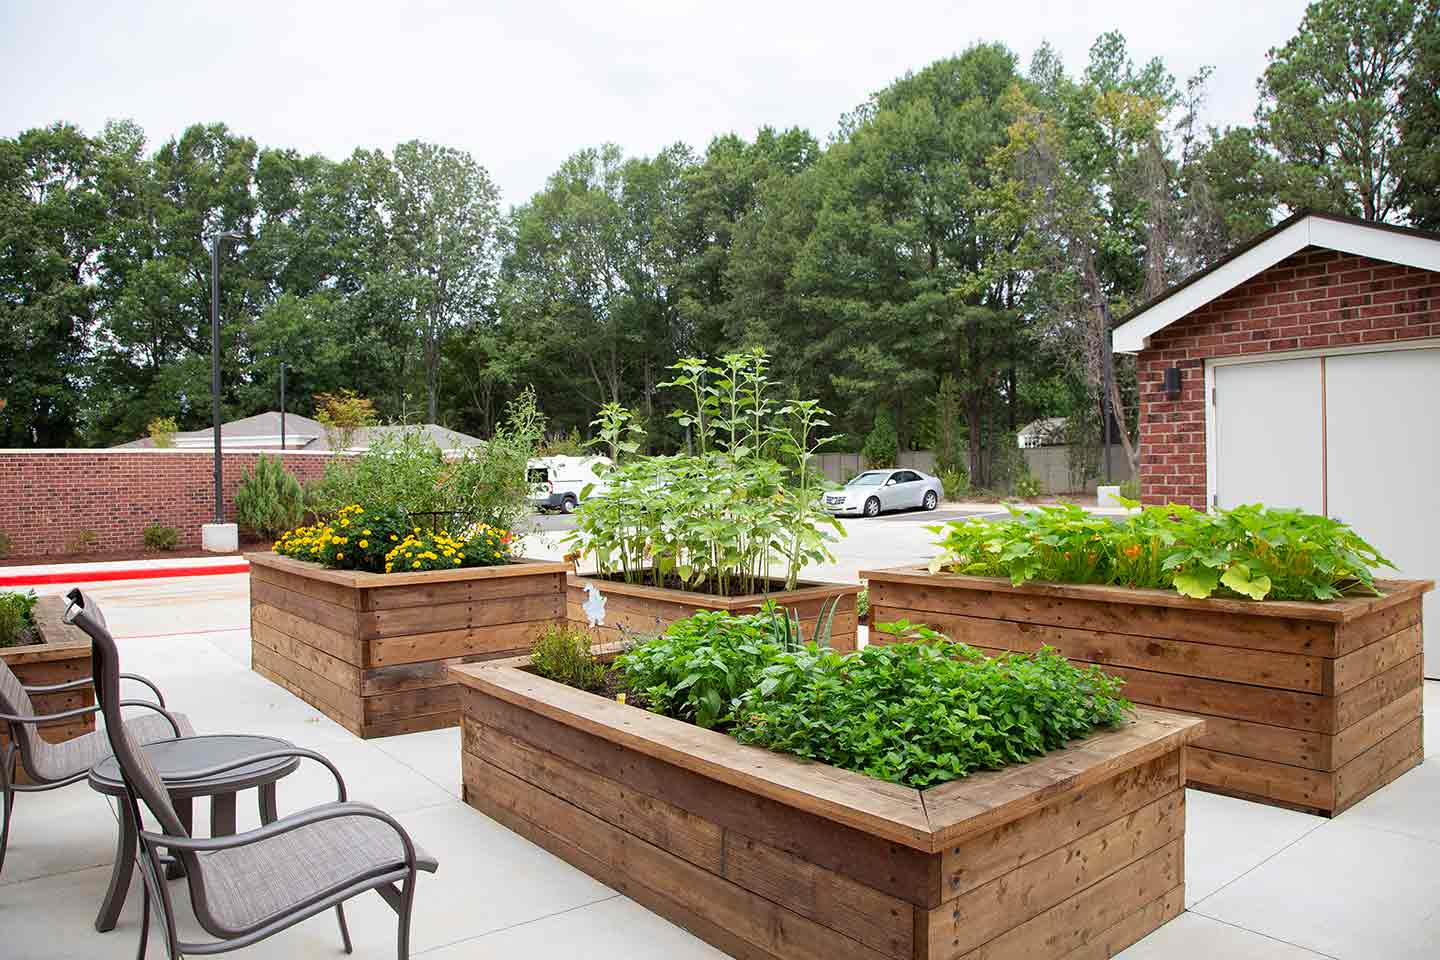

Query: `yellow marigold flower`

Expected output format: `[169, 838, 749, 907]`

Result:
[453, 558, 461, 565]
[390, 534, 398, 541]
[412, 561, 421, 568]
[363, 529, 371, 535]
[359, 540, 369, 548]
[336, 552, 344, 559]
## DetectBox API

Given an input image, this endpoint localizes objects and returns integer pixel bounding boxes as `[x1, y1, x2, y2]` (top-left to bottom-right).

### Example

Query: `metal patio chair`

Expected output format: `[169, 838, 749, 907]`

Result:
[64, 587, 438, 959]
[0, 617, 191, 879]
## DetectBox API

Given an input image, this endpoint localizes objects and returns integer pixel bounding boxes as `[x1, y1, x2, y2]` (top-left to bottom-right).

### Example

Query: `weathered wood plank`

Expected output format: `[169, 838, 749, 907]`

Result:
[464, 754, 894, 960]
[367, 620, 549, 666]
[1333, 717, 1425, 814]
[250, 560, 358, 609]
[363, 593, 562, 639]
[1057, 887, 1185, 960]
[250, 577, 360, 637]
[1334, 655, 1424, 730]
[931, 791, 1183, 958]
[251, 600, 362, 664]
[1329, 624, 1423, 694]
[953, 840, 1182, 960]
[871, 606, 1323, 693]
[465, 719, 725, 873]
[250, 620, 362, 695]
[1332, 598, 1422, 657]
[1332, 686, 1424, 769]
[251, 643, 363, 724]
[1187, 747, 1333, 811]
[363, 682, 459, 723]
[940, 753, 1181, 899]
[368, 572, 563, 610]
[462, 689, 939, 906]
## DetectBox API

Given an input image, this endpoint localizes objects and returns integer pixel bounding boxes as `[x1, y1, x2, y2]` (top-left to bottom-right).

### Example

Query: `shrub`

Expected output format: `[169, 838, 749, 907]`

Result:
[314, 389, 378, 452]
[65, 528, 98, 554]
[1118, 478, 1140, 500]
[732, 639, 1130, 788]
[443, 388, 546, 534]
[143, 523, 179, 551]
[1013, 473, 1043, 499]
[861, 409, 899, 468]
[234, 454, 306, 538]
[856, 588, 869, 622]
[940, 469, 968, 500]
[0, 589, 38, 647]
[147, 416, 178, 448]
[0, 529, 11, 559]
[310, 430, 447, 518]
[929, 501, 1393, 601]
[529, 624, 607, 691]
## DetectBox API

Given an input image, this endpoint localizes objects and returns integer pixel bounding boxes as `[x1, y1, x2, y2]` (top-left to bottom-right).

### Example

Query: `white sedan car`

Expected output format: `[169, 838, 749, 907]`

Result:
[822, 469, 944, 517]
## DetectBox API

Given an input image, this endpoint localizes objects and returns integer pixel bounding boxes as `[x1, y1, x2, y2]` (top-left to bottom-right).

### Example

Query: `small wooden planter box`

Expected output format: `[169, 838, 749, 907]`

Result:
[247, 552, 569, 739]
[2, 596, 96, 782]
[864, 567, 1433, 816]
[453, 657, 1204, 960]
[567, 572, 860, 652]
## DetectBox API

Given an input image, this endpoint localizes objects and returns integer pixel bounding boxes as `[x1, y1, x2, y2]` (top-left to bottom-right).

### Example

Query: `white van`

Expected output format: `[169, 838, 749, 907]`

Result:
[527, 455, 612, 513]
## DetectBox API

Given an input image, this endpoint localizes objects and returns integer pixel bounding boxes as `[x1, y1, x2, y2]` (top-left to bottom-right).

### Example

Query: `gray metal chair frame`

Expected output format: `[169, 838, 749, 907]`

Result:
[64, 588, 437, 959]
[0, 637, 183, 878]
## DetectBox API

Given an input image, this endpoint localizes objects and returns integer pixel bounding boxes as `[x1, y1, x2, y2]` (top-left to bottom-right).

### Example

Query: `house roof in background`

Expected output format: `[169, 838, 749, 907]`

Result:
[112, 413, 482, 452]
[1112, 211, 1440, 354]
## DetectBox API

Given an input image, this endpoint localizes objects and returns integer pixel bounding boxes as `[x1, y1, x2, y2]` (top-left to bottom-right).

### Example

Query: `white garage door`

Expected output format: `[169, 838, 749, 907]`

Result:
[1210, 344, 1440, 678]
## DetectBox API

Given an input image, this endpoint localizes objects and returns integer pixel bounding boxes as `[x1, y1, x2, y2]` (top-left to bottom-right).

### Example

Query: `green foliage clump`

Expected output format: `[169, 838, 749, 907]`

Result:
[143, 523, 178, 551]
[566, 350, 843, 595]
[0, 590, 38, 647]
[234, 454, 306, 538]
[1118, 478, 1141, 500]
[733, 639, 1130, 788]
[147, 416, 178, 447]
[940, 469, 968, 500]
[529, 624, 607, 691]
[861, 409, 899, 468]
[617, 609, 803, 729]
[275, 504, 412, 572]
[930, 501, 1394, 601]
[539, 427, 586, 457]
[65, 529, 98, 554]
[856, 588, 869, 622]
[1013, 473, 1043, 499]
[0, 530, 12, 559]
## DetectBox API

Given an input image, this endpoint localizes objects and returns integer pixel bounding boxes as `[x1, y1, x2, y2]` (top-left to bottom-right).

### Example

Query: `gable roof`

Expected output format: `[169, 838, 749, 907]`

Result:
[111, 413, 483, 452]
[1112, 211, 1440, 354]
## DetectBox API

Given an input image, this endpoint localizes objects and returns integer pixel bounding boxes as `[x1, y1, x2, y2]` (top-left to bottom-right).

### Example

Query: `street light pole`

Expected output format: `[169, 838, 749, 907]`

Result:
[279, 361, 287, 451]
[210, 231, 245, 525]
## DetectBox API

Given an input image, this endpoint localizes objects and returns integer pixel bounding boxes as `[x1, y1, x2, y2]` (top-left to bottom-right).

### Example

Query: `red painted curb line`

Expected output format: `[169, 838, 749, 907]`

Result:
[0, 561, 250, 588]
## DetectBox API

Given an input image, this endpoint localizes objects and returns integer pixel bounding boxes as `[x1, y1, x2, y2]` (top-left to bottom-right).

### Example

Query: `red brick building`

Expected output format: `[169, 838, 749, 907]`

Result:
[1112, 211, 1439, 677]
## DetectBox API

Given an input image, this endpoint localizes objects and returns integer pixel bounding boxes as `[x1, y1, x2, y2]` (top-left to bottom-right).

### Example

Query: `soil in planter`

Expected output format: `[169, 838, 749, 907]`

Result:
[584, 570, 798, 598]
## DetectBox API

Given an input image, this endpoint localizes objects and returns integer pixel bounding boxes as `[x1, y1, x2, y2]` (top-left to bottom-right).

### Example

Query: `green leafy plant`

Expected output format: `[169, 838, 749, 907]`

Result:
[529, 624, 607, 691]
[313, 388, 378, 452]
[929, 501, 1394, 602]
[1013, 473, 1043, 499]
[565, 350, 843, 595]
[142, 523, 179, 551]
[147, 416, 178, 448]
[586, 402, 645, 462]
[539, 427, 586, 457]
[0, 529, 12, 559]
[617, 609, 794, 729]
[383, 524, 513, 572]
[1118, 478, 1140, 500]
[275, 504, 416, 573]
[861, 409, 898, 468]
[234, 454, 306, 538]
[0, 589, 39, 647]
[940, 469, 968, 500]
[856, 588, 869, 623]
[732, 639, 1131, 788]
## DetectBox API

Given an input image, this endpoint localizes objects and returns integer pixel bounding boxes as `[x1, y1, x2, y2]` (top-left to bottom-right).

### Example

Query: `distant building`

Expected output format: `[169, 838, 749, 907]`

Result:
[113, 411, 485, 455]
[1016, 417, 1067, 449]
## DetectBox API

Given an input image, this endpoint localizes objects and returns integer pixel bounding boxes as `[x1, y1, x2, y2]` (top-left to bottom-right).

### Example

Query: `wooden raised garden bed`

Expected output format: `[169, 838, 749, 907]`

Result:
[864, 566, 1432, 817]
[567, 573, 860, 652]
[248, 552, 569, 738]
[2, 596, 96, 782]
[453, 656, 1205, 960]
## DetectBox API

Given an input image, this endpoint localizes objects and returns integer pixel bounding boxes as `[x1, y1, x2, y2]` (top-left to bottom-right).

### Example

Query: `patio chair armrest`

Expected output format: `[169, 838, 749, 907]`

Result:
[159, 747, 347, 801]
[21, 677, 94, 695]
[115, 699, 186, 738]
[139, 801, 418, 868]
[118, 673, 167, 708]
[0, 704, 101, 725]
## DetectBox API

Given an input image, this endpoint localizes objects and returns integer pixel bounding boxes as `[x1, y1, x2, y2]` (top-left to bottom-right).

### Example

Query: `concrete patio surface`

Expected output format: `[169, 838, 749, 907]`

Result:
[2, 547, 1437, 958]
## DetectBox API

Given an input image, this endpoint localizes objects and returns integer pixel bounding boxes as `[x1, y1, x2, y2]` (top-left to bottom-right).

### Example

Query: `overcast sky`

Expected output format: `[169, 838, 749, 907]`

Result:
[1, 0, 1311, 208]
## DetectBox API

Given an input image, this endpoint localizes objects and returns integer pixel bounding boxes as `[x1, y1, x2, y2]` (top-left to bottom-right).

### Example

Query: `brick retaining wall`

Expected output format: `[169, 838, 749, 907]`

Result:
[0, 450, 348, 559]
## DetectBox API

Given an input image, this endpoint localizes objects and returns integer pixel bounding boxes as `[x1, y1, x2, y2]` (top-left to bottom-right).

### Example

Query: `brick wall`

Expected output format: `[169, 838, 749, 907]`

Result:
[0, 450, 349, 559]
[1136, 246, 1440, 508]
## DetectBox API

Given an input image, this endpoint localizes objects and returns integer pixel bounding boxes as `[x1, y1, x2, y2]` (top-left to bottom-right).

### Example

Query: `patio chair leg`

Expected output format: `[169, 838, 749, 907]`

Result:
[136, 880, 151, 960]
[0, 744, 14, 879]
[396, 873, 416, 959]
[336, 903, 354, 954]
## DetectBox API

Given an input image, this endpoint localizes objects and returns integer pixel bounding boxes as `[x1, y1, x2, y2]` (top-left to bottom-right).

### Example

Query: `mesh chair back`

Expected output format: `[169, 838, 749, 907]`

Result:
[63, 588, 187, 840]
[0, 659, 47, 776]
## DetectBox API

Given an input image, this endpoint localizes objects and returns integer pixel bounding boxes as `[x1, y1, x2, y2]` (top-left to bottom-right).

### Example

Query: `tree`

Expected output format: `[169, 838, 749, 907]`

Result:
[1256, 0, 1426, 222]
[314, 389, 378, 451]
[388, 141, 502, 422]
[1396, 4, 1440, 227]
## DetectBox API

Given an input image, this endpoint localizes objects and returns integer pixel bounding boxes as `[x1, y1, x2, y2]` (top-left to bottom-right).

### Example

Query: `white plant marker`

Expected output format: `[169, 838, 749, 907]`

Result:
[582, 584, 607, 628]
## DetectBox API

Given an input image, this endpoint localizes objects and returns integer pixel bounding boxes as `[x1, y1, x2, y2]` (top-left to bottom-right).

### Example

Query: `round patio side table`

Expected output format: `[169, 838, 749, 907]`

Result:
[87, 734, 302, 933]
